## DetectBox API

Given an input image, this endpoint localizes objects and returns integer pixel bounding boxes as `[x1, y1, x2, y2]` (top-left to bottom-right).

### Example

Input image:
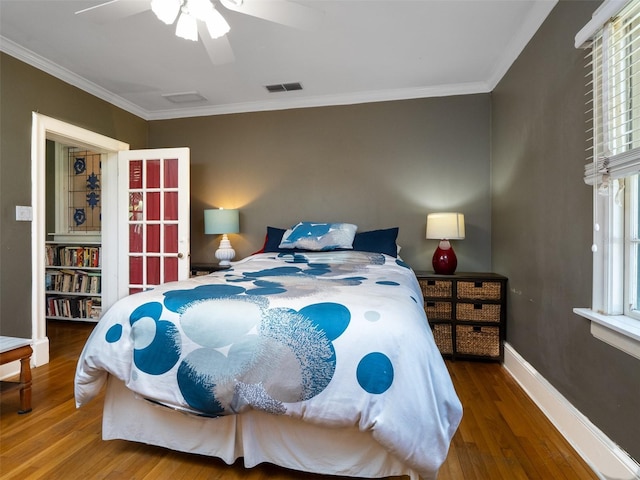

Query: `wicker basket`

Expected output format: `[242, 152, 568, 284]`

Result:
[424, 301, 452, 320]
[421, 280, 452, 298]
[456, 325, 500, 357]
[456, 303, 501, 323]
[431, 323, 453, 355]
[457, 281, 501, 300]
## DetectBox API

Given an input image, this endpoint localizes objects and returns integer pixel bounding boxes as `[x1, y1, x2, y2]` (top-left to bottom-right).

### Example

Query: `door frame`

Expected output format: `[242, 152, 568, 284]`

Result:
[30, 113, 129, 366]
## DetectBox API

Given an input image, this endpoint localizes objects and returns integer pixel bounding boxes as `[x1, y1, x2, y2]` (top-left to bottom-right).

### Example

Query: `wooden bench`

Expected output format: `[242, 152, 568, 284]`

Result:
[0, 336, 33, 414]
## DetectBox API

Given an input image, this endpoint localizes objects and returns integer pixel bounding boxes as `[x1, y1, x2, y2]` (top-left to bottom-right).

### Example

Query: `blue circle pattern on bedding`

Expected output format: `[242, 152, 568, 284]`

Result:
[105, 253, 403, 417]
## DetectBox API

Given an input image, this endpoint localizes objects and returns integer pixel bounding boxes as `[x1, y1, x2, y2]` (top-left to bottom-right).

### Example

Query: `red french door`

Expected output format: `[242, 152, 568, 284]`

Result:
[118, 148, 190, 296]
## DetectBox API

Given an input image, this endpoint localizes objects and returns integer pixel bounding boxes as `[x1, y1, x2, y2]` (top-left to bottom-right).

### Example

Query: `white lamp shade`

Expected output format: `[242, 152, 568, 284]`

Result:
[426, 212, 465, 240]
[204, 208, 240, 234]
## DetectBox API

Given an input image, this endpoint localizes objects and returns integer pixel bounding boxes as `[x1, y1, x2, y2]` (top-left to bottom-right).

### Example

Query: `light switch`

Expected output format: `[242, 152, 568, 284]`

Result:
[16, 205, 33, 221]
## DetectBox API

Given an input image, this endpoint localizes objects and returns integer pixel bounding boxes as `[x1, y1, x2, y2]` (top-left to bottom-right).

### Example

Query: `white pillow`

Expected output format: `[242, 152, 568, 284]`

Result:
[279, 222, 357, 251]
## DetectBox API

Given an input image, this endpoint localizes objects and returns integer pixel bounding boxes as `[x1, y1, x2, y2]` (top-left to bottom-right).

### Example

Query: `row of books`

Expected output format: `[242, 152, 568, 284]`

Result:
[46, 245, 101, 268]
[46, 269, 101, 294]
[46, 296, 102, 320]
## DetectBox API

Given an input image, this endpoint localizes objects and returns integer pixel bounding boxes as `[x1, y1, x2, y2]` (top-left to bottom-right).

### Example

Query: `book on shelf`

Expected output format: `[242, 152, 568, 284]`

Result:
[62, 272, 72, 293]
[45, 244, 101, 268]
[46, 295, 101, 319]
[89, 272, 101, 294]
[89, 297, 102, 319]
[45, 269, 101, 295]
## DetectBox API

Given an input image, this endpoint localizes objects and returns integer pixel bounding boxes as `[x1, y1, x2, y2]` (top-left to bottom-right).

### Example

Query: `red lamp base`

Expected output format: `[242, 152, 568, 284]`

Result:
[432, 241, 458, 275]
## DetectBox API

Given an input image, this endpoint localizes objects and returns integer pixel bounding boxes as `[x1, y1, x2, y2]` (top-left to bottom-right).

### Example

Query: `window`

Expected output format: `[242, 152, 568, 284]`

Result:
[575, 0, 640, 358]
[627, 174, 640, 318]
[66, 147, 102, 233]
[52, 142, 103, 242]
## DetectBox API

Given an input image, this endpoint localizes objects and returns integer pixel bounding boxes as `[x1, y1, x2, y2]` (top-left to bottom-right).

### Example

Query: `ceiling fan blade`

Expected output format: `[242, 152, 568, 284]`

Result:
[75, 0, 151, 23]
[219, 0, 324, 31]
[198, 24, 236, 66]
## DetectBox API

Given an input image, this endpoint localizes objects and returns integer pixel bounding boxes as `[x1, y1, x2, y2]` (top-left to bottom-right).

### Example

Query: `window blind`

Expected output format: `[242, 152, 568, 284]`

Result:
[581, 0, 640, 186]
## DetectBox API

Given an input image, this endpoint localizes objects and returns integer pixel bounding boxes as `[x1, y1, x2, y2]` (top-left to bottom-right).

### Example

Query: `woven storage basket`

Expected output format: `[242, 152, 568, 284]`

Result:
[456, 325, 500, 357]
[457, 281, 501, 300]
[431, 323, 453, 355]
[456, 303, 501, 323]
[421, 280, 452, 298]
[424, 301, 452, 320]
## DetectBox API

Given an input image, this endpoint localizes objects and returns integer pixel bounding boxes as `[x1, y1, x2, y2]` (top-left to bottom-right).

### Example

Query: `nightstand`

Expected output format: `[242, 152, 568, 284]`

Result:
[190, 263, 230, 276]
[415, 271, 507, 362]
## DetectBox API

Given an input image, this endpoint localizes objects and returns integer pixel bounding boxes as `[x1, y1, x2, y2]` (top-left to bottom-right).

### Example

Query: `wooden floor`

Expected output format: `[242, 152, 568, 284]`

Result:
[0, 320, 598, 480]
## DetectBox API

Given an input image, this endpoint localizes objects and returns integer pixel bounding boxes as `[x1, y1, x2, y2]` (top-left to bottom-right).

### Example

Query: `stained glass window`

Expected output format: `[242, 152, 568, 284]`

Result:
[68, 148, 101, 232]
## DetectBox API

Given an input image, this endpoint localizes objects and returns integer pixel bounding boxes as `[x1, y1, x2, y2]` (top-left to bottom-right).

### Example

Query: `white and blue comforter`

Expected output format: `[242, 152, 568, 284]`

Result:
[75, 251, 462, 477]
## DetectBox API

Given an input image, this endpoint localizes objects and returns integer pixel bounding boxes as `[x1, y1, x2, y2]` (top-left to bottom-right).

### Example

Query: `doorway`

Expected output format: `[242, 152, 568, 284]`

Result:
[31, 113, 129, 366]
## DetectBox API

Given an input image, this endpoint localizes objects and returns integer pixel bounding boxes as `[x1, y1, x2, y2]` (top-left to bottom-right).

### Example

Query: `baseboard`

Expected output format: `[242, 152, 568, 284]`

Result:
[503, 342, 640, 480]
[0, 336, 49, 380]
[32, 336, 50, 367]
[0, 362, 21, 380]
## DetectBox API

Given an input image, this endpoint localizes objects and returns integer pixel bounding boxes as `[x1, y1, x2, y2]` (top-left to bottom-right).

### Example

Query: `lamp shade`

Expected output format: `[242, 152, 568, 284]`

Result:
[426, 212, 465, 240]
[204, 208, 239, 235]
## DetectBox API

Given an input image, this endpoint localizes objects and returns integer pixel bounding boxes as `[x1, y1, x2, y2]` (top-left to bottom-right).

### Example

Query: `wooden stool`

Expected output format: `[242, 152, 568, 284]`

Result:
[0, 337, 33, 414]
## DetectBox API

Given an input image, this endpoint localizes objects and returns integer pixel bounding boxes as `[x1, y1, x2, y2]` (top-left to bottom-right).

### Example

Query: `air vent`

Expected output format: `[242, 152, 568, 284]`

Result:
[161, 91, 208, 104]
[265, 82, 303, 93]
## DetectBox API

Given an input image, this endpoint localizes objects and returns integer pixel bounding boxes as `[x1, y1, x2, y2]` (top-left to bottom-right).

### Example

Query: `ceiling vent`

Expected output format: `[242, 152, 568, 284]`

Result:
[265, 82, 303, 93]
[162, 91, 208, 104]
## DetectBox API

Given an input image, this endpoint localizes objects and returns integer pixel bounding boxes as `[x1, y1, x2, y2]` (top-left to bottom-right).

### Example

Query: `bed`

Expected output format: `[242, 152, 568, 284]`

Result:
[75, 224, 463, 480]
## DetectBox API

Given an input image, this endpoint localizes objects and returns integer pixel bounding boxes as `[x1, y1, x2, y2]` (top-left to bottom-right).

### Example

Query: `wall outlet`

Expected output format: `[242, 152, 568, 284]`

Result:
[16, 205, 33, 221]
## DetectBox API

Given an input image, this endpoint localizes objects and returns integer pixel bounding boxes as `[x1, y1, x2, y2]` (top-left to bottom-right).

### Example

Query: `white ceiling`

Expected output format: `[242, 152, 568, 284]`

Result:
[0, 0, 557, 120]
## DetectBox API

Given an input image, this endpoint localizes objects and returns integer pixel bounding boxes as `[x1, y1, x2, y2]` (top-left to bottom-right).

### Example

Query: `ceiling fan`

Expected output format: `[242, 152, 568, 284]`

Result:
[75, 0, 323, 66]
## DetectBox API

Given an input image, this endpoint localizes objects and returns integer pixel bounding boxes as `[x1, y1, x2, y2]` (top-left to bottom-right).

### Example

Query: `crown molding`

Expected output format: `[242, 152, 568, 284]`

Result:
[2, 26, 517, 121]
[144, 81, 492, 120]
[1, 35, 149, 119]
[486, 0, 557, 90]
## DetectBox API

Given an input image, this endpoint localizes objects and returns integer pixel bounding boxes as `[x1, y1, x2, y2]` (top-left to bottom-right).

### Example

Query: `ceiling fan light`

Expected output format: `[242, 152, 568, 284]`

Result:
[187, 0, 213, 21]
[204, 8, 231, 39]
[175, 12, 199, 41]
[151, 0, 181, 25]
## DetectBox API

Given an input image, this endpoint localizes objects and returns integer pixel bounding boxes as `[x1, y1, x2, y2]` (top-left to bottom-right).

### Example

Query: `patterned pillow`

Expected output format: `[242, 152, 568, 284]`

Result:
[279, 222, 357, 251]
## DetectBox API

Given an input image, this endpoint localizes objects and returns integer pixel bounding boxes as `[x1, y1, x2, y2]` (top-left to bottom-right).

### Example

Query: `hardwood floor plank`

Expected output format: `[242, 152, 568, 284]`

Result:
[0, 320, 599, 480]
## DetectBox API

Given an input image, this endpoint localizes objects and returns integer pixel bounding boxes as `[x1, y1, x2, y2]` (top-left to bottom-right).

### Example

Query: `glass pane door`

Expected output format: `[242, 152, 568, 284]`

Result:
[119, 148, 190, 296]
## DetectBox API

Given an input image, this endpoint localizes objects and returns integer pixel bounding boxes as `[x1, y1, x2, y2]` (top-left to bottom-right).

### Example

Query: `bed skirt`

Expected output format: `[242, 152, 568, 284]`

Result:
[102, 376, 420, 479]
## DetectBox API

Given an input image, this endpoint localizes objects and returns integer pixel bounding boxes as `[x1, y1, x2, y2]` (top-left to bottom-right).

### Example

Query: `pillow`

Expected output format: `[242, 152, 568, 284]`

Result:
[261, 225, 399, 256]
[279, 222, 357, 251]
[262, 226, 314, 253]
[263, 226, 288, 252]
[352, 227, 399, 257]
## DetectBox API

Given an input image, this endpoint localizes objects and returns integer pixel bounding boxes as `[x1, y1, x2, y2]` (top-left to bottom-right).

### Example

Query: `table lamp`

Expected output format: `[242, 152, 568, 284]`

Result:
[426, 212, 465, 275]
[204, 208, 240, 266]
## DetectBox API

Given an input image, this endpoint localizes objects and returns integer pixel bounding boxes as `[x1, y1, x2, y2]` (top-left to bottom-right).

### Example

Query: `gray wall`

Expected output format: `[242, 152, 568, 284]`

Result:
[0, 52, 148, 337]
[148, 96, 492, 272]
[492, 0, 639, 461]
[1, 52, 493, 336]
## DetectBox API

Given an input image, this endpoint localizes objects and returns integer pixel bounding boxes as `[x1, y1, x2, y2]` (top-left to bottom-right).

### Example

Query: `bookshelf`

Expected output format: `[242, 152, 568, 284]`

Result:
[45, 242, 102, 322]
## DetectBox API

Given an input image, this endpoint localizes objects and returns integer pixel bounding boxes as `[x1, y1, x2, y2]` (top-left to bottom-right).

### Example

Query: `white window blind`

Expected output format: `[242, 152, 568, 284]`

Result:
[582, 0, 640, 186]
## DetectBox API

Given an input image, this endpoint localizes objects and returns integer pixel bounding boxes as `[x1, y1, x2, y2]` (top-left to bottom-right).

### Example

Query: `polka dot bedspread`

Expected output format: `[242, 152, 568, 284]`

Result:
[74, 251, 462, 478]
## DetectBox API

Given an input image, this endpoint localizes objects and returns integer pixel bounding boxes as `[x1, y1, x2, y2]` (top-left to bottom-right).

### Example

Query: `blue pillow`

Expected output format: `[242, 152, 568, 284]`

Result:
[279, 222, 357, 251]
[352, 227, 399, 257]
[263, 226, 289, 252]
